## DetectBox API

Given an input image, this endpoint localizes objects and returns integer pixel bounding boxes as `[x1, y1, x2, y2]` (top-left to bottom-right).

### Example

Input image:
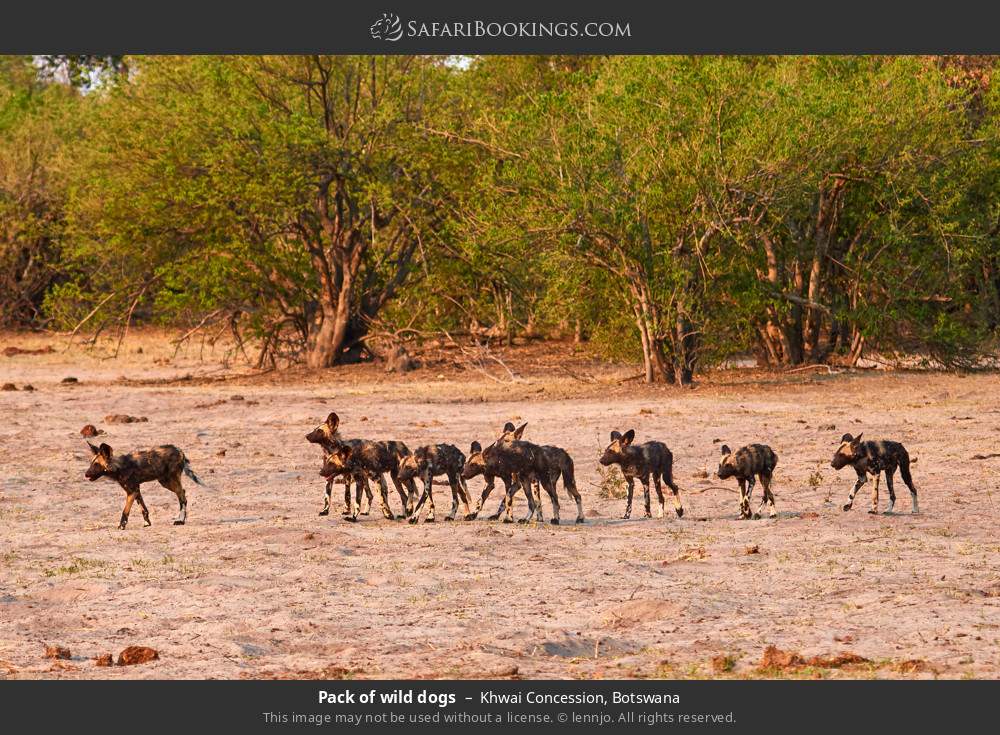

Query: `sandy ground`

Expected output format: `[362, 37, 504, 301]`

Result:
[1, 331, 999, 680]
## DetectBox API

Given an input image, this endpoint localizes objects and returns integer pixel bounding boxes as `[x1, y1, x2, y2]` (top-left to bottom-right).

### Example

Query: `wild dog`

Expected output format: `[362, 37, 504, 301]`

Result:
[494, 443, 585, 524]
[463, 422, 530, 521]
[84, 442, 205, 529]
[831, 433, 919, 514]
[305, 412, 372, 517]
[716, 443, 778, 520]
[461, 439, 527, 522]
[320, 439, 417, 521]
[398, 444, 471, 523]
[486, 423, 564, 524]
[599, 430, 684, 520]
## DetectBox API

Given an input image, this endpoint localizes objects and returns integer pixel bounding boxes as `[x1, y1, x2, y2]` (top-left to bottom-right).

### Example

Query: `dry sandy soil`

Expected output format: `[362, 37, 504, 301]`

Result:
[1, 330, 999, 680]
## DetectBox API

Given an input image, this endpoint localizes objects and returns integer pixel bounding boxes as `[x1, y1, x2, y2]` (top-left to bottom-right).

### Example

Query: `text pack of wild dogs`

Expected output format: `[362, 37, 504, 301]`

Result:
[82, 410, 920, 529]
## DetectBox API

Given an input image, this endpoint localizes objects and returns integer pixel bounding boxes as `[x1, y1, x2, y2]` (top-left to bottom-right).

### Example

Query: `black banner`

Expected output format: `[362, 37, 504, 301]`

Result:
[2, 0, 1000, 54]
[2, 680, 994, 732]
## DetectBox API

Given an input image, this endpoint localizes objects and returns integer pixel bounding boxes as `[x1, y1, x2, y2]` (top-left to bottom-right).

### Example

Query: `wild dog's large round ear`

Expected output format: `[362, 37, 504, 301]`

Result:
[840, 433, 854, 443]
[502, 422, 515, 432]
[98, 443, 112, 457]
[852, 432, 863, 444]
[610, 431, 622, 442]
[720, 444, 732, 456]
[513, 422, 528, 439]
[470, 441, 482, 454]
[87, 441, 100, 454]
[621, 429, 635, 445]
[325, 412, 339, 430]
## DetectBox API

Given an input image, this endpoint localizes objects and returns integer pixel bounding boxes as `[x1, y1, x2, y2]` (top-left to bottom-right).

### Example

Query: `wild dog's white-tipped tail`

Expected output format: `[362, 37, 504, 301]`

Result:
[182, 457, 208, 487]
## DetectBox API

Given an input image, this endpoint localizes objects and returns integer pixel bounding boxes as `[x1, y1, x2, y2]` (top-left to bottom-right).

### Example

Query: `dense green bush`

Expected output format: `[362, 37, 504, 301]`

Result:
[1, 55, 998, 378]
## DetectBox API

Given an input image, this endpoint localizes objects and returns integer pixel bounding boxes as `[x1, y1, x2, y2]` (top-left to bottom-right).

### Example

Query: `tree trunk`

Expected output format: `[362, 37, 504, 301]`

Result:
[651, 338, 675, 384]
[306, 293, 351, 368]
[632, 297, 672, 384]
[672, 309, 695, 385]
[803, 178, 845, 361]
[633, 304, 653, 383]
[785, 256, 806, 363]
[306, 250, 356, 368]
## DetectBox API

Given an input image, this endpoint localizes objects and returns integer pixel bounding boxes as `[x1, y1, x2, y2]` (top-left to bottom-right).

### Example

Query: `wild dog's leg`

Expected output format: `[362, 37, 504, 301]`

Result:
[622, 476, 635, 519]
[760, 472, 777, 518]
[884, 468, 897, 514]
[375, 474, 395, 520]
[446, 472, 469, 521]
[493, 493, 508, 520]
[541, 474, 560, 525]
[347, 476, 370, 522]
[456, 474, 472, 517]
[341, 478, 352, 516]
[662, 456, 684, 518]
[347, 479, 362, 522]
[899, 454, 919, 513]
[320, 477, 334, 516]
[562, 473, 585, 524]
[404, 478, 418, 516]
[639, 474, 652, 518]
[424, 470, 437, 523]
[869, 473, 881, 514]
[408, 471, 435, 524]
[494, 479, 516, 521]
[502, 476, 536, 522]
[467, 477, 494, 520]
[530, 480, 544, 522]
[747, 475, 758, 519]
[446, 476, 460, 521]
[389, 472, 410, 516]
[477, 477, 501, 520]
[161, 474, 185, 525]
[651, 474, 666, 519]
[119, 488, 138, 530]
[360, 474, 373, 515]
[500, 478, 518, 523]
[842, 467, 867, 512]
[738, 478, 751, 520]
[167, 476, 187, 525]
[512, 476, 533, 524]
[753, 474, 776, 520]
[135, 491, 152, 527]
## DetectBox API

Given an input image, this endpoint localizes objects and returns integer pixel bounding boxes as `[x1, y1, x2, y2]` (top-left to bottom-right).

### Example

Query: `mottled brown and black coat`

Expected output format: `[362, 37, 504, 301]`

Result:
[493, 443, 585, 524]
[461, 439, 523, 521]
[306, 412, 372, 517]
[599, 430, 684, 520]
[321, 436, 417, 521]
[485, 423, 565, 524]
[831, 433, 919, 514]
[398, 443, 471, 522]
[84, 442, 205, 529]
[716, 443, 778, 520]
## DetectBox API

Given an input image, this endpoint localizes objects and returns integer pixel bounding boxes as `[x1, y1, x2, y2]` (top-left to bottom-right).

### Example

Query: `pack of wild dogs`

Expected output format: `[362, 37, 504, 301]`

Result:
[82, 411, 920, 530]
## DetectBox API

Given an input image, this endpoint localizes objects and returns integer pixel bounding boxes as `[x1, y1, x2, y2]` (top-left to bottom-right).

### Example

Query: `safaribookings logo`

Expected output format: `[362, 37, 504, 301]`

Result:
[369, 13, 631, 41]
[370, 12, 404, 41]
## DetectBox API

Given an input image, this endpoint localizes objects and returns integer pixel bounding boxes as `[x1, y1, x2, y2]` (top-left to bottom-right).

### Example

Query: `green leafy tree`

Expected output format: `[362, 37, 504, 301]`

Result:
[65, 55, 468, 366]
[0, 56, 81, 327]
